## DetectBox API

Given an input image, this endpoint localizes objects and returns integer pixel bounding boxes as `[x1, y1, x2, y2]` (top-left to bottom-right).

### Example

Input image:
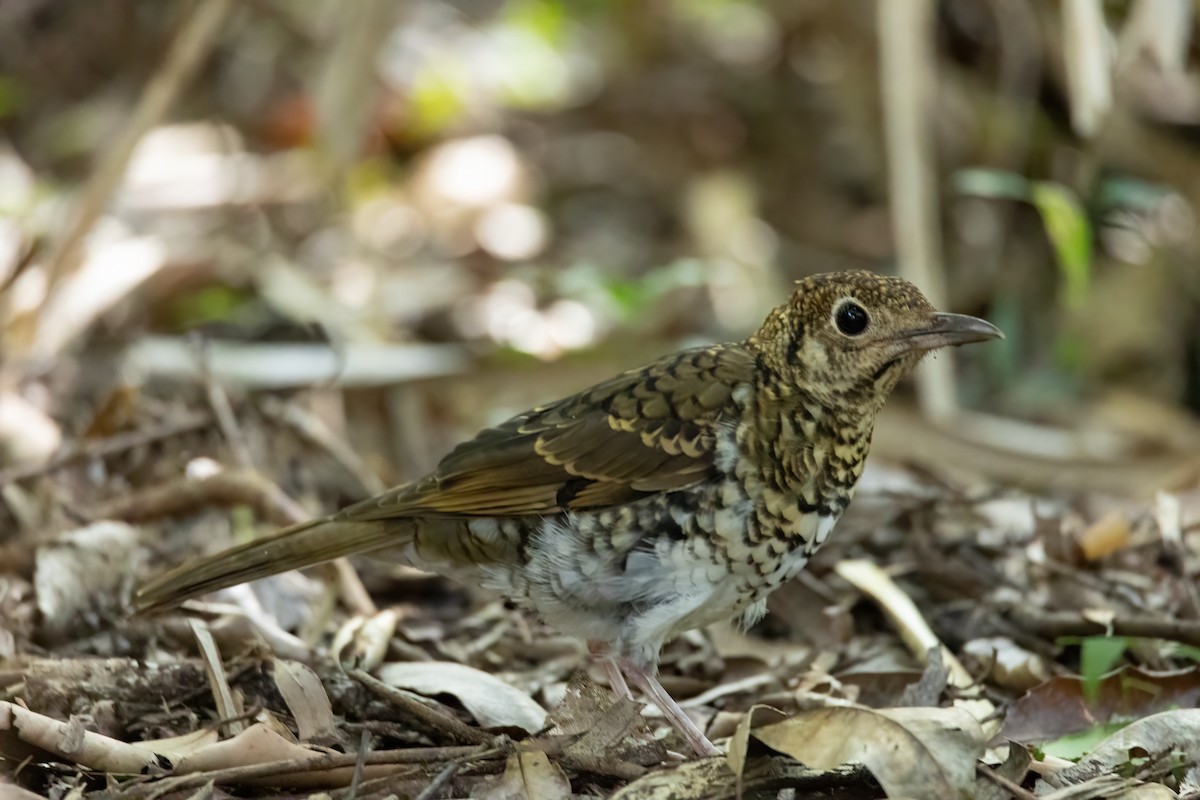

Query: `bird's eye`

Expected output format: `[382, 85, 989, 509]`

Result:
[835, 301, 870, 336]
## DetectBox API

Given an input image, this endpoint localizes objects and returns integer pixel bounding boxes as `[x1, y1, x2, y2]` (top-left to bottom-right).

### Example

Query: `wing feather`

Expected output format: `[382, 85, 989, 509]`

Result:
[341, 344, 755, 520]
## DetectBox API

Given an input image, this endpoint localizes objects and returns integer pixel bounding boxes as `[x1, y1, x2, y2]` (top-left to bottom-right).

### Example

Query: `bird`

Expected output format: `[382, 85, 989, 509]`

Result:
[135, 270, 1002, 757]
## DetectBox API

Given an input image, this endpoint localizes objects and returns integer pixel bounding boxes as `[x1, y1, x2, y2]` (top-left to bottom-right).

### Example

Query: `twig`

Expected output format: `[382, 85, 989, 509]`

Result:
[977, 762, 1038, 800]
[92, 469, 303, 526]
[0, 411, 212, 487]
[40, 0, 235, 298]
[877, 0, 956, 419]
[111, 744, 501, 799]
[412, 759, 464, 800]
[196, 337, 255, 472]
[189, 619, 245, 736]
[348, 729, 371, 800]
[351, 669, 494, 747]
[1007, 606, 1200, 648]
[258, 396, 386, 497]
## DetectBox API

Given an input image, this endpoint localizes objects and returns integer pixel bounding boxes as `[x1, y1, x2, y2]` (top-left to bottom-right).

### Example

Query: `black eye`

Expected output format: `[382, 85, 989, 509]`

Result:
[835, 301, 869, 336]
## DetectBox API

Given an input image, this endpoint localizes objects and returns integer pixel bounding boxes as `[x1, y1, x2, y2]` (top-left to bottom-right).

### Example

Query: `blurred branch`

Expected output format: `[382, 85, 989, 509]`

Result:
[315, 0, 396, 175]
[1062, 0, 1112, 138]
[1118, 0, 1192, 73]
[877, 0, 956, 419]
[124, 338, 468, 389]
[38, 0, 234, 322]
[0, 410, 212, 488]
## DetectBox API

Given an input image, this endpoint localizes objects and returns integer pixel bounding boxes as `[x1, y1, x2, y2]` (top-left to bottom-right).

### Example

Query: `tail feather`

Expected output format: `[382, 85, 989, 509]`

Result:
[134, 517, 396, 613]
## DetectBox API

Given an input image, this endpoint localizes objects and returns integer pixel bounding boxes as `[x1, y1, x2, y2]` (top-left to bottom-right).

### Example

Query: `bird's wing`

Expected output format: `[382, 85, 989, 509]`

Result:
[341, 344, 756, 519]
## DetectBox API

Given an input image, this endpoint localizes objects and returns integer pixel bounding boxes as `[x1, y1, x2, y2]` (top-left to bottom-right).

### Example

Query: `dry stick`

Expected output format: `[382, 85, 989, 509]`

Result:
[257, 396, 386, 496]
[111, 745, 500, 800]
[337, 745, 510, 800]
[198, 349, 376, 616]
[94, 470, 301, 525]
[877, 0, 956, 420]
[0, 411, 212, 487]
[188, 619, 245, 737]
[351, 669, 494, 747]
[196, 337, 255, 474]
[1007, 606, 1200, 648]
[39, 0, 234, 299]
[412, 759, 465, 800]
[977, 763, 1038, 800]
[348, 729, 371, 800]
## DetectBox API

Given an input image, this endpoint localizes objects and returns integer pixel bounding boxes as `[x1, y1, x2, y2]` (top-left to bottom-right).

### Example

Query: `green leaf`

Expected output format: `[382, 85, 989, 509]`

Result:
[503, 0, 567, 44]
[1080, 636, 1128, 703]
[1039, 720, 1130, 761]
[1030, 182, 1093, 310]
[952, 168, 1031, 201]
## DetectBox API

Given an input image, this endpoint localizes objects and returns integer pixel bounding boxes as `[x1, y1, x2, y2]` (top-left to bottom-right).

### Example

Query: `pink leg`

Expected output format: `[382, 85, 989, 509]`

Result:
[619, 658, 721, 757]
[588, 640, 633, 700]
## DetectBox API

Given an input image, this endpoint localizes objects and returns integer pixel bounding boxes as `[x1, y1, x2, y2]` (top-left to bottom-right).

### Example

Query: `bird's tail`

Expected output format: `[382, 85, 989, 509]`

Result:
[133, 516, 396, 613]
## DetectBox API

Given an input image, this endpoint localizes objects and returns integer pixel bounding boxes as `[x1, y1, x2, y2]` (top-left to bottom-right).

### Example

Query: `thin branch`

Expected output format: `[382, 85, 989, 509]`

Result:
[877, 0, 957, 419]
[1008, 606, 1200, 648]
[0, 411, 212, 487]
[40, 0, 235, 297]
[351, 669, 495, 747]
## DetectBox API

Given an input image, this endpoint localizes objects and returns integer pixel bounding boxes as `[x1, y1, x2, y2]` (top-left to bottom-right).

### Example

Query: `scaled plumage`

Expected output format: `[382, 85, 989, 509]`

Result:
[136, 270, 1002, 756]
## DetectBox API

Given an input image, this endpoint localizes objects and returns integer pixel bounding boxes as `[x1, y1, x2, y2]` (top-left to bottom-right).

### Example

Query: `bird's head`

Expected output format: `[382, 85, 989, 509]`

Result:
[750, 270, 1002, 409]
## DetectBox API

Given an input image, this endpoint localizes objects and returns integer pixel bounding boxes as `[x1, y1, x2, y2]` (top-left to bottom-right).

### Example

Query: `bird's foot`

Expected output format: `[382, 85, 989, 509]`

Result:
[618, 658, 722, 758]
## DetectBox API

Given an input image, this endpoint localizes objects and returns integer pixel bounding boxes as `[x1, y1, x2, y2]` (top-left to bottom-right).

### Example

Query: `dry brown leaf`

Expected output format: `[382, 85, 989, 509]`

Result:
[545, 674, 666, 767]
[0, 779, 49, 800]
[1002, 667, 1200, 744]
[272, 659, 338, 742]
[1077, 511, 1131, 560]
[973, 744, 1032, 800]
[331, 608, 398, 670]
[376, 661, 546, 733]
[34, 521, 141, 640]
[752, 706, 985, 800]
[725, 704, 788, 794]
[0, 701, 160, 774]
[1041, 709, 1200, 788]
[171, 722, 408, 788]
[475, 751, 570, 800]
[136, 728, 219, 759]
[962, 637, 1050, 692]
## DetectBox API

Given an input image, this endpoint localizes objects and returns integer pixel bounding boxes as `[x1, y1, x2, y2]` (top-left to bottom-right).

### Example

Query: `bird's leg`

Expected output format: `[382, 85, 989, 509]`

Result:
[588, 640, 633, 700]
[618, 658, 722, 757]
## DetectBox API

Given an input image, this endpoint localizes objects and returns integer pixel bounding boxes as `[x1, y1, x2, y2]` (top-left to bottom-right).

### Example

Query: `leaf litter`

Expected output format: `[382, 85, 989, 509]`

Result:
[5, 248, 1200, 797]
[6, 391, 1200, 799]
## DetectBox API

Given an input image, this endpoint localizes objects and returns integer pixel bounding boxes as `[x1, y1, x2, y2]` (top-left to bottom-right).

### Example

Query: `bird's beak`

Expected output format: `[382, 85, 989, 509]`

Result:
[895, 312, 1004, 353]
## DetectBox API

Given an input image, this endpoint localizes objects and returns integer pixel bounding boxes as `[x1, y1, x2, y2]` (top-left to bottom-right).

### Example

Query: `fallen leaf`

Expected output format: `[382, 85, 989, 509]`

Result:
[544, 674, 665, 767]
[752, 706, 985, 800]
[475, 751, 570, 800]
[1002, 667, 1200, 744]
[377, 661, 546, 733]
[962, 637, 1050, 692]
[974, 744, 1033, 800]
[172, 722, 409, 788]
[1077, 511, 1130, 560]
[35, 522, 141, 640]
[725, 704, 787, 794]
[272, 659, 338, 742]
[1041, 709, 1200, 788]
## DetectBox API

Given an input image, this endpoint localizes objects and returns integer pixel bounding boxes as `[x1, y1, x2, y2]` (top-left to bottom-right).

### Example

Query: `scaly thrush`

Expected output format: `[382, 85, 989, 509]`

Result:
[136, 270, 1002, 756]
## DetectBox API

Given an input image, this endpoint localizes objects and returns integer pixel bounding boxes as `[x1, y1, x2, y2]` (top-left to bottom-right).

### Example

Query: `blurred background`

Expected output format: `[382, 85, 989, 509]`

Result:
[2, 0, 1199, 498]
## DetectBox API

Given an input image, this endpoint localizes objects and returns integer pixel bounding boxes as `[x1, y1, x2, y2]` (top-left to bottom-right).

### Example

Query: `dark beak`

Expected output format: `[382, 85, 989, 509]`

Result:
[897, 312, 1004, 352]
